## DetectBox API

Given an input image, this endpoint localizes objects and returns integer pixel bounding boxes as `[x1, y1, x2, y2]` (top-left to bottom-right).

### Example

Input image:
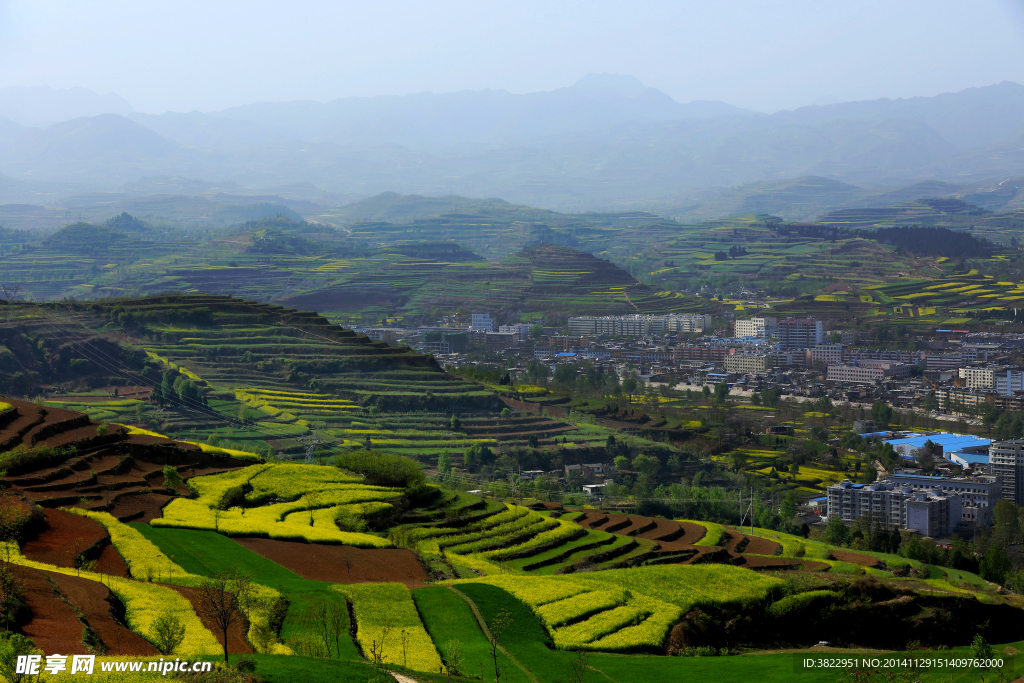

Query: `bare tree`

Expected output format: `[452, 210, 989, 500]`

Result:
[488, 608, 513, 683]
[304, 490, 322, 527]
[194, 570, 253, 664]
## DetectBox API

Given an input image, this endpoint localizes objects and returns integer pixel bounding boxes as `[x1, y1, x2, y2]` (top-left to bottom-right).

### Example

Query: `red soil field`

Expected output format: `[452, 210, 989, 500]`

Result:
[20, 508, 129, 577]
[107, 491, 175, 523]
[22, 509, 108, 568]
[234, 538, 430, 588]
[831, 550, 883, 567]
[45, 572, 157, 655]
[17, 565, 91, 655]
[170, 585, 250, 654]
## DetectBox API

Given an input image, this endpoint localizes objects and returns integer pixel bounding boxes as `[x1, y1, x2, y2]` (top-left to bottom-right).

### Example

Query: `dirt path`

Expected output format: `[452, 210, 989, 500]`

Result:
[446, 586, 539, 683]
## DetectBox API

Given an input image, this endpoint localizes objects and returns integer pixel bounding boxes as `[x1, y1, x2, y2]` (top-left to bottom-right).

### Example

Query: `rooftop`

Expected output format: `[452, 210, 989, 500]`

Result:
[883, 432, 991, 452]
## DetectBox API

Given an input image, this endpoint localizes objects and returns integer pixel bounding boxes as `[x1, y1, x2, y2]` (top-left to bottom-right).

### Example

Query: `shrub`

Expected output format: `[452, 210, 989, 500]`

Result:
[96, 424, 109, 436]
[335, 450, 425, 488]
[0, 445, 76, 476]
[151, 611, 187, 654]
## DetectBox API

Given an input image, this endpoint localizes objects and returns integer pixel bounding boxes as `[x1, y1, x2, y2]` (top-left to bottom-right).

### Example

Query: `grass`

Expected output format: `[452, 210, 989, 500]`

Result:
[130, 525, 359, 658]
[412, 586, 531, 683]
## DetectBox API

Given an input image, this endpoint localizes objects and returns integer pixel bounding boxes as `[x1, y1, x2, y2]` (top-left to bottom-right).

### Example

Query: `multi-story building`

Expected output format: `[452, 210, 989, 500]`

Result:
[827, 361, 911, 384]
[568, 314, 710, 337]
[471, 313, 494, 332]
[810, 344, 846, 366]
[960, 366, 996, 390]
[723, 354, 774, 374]
[734, 316, 778, 339]
[961, 344, 1002, 363]
[778, 317, 823, 349]
[993, 368, 1024, 396]
[886, 472, 1000, 525]
[937, 387, 994, 412]
[485, 332, 518, 351]
[925, 353, 962, 370]
[422, 330, 468, 354]
[990, 439, 1024, 505]
[673, 345, 729, 362]
[498, 323, 532, 340]
[827, 479, 963, 536]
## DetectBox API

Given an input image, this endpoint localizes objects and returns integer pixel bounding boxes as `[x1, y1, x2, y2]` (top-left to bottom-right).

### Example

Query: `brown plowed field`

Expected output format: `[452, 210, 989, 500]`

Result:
[44, 424, 110, 448]
[678, 521, 707, 544]
[45, 572, 157, 655]
[831, 550, 883, 567]
[800, 561, 831, 572]
[17, 565, 91, 655]
[739, 556, 800, 570]
[107, 491, 174, 523]
[170, 585, 250, 654]
[235, 538, 430, 588]
[21, 509, 108, 569]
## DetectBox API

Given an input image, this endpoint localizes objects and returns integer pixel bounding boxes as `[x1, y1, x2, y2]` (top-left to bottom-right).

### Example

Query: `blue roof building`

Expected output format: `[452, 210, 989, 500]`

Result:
[884, 433, 991, 456]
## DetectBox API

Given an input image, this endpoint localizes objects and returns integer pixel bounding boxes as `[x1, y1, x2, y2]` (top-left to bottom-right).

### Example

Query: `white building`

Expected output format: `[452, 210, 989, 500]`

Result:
[959, 366, 995, 390]
[471, 313, 494, 331]
[734, 316, 778, 339]
[567, 314, 710, 337]
[723, 354, 774, 374]
[994, 368, 1024, 396]
[827, 479, 963, 536]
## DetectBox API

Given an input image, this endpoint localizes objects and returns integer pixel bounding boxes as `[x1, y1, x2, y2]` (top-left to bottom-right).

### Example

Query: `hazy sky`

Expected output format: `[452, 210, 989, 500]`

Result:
[1, 0, 1023, 114]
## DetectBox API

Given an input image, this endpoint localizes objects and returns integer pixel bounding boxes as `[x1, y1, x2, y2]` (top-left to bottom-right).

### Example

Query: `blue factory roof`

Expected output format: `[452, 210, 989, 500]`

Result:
[947, 451, 990, 465]
[883, 432, 991, 452]
[555, 352, 577, 357]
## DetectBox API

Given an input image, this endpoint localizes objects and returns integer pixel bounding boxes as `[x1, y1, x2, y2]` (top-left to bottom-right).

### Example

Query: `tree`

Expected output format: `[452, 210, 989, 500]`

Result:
[195, 570, 253, 663]
[870, 400, 892, 427]
[488, 609, 513, 683]
[162, 465, 183, 492]
[621, 374, 639, 403]
[728, 450, 748, 472]
[980, 544, 1012, 584]
[151, 612, 186, 655]
[824, 515, 848, 546]
[780, 491, 797, 522]
[714, 382, 729, 403]
[500, 407, 512, 420]
[440, 638, 464, 682]
[529, 324, 544, 340]
[613, 455, 630, 472]
[0, 632, 38, 683]
[553, 365, 575, 386]
[632, 454, 659, 479]
[993, 499, 1020, 546]
[449, 414, 461, 431]
[971, 633, 994, 680]
[437, 451, 452, 475]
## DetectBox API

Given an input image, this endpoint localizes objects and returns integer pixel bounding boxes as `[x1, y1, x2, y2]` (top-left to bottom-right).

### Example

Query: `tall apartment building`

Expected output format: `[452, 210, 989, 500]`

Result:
[827, 479, 963, 537]
[734, 316, 778, 338]
[990, 439, 1024, 505]
[471, 313, 494, 332]
[925, 353, 962, 370]
[723, 354, 774, 374]
[959, 366, 995, 390]
[810, 344, 846, 366]
[886, 472, 1001, 525]
[778, 317, 823, 349]
[994, 368, 1024, 395]
[498, 323, 532, 340]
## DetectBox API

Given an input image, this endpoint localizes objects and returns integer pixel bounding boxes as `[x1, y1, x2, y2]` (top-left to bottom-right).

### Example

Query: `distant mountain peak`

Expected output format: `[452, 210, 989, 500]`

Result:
[571, 73, 648, 96]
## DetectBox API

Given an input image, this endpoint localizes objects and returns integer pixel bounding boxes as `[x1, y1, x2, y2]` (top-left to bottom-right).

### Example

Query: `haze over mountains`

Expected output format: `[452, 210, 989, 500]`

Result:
[0, 75, 1023, 215]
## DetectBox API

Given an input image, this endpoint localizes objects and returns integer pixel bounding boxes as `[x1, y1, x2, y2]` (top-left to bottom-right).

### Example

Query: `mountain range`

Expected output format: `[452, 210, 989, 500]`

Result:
[0, 76, 1022, 213]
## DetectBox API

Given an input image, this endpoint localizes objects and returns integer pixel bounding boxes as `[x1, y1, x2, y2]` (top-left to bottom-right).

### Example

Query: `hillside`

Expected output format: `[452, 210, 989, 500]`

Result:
[0, 396, 1020, 679]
